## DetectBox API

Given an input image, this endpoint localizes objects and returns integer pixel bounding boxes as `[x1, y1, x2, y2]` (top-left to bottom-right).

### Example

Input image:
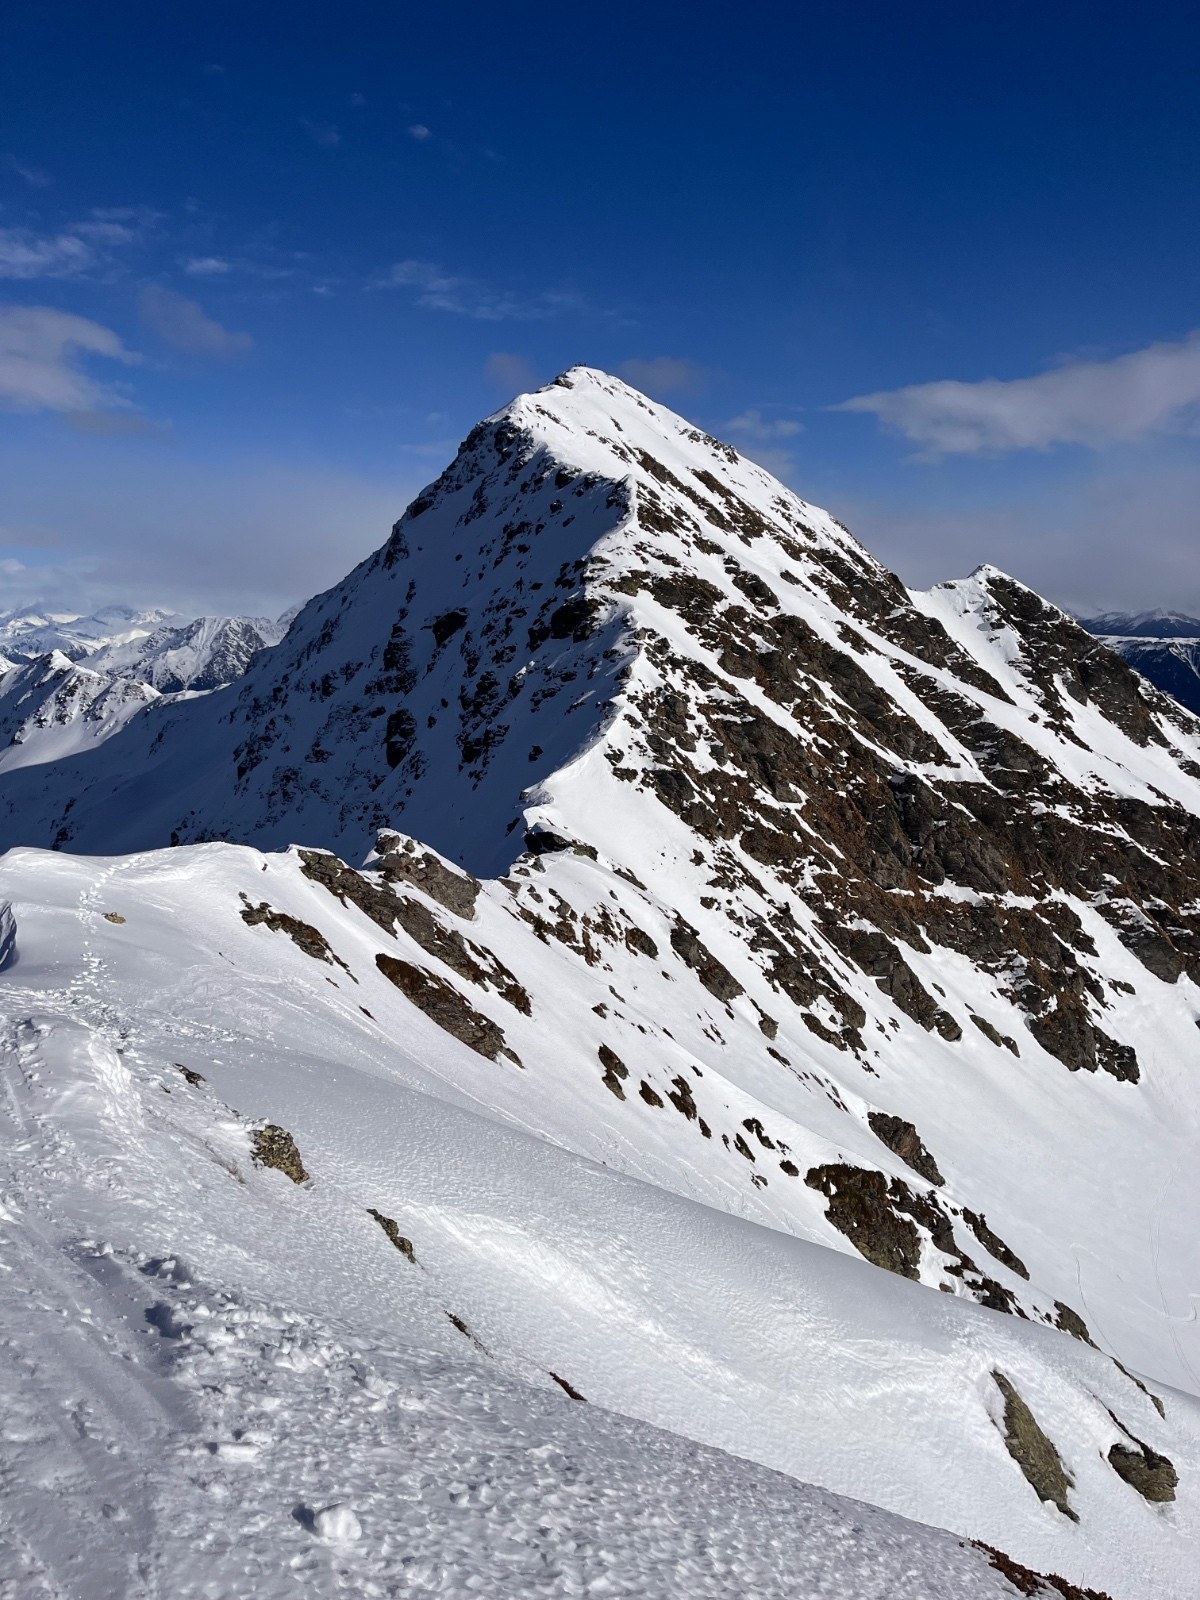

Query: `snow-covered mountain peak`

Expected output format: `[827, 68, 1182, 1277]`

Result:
[5, 371, 1200, 1593]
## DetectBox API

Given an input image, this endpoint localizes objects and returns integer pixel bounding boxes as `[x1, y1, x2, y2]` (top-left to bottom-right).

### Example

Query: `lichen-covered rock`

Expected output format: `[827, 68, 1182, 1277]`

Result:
[1107, 1439, 1177, 1502]
[992, 1370, 1077, 1521]
[250, 1124, 309, 1185]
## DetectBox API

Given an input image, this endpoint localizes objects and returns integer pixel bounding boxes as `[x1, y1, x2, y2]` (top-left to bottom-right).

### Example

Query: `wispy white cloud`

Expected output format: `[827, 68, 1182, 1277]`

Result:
[407, 124, 431, 141]
[5, 155, 52, 188]
[484, 351, 538, 393]
[0, 227, 94, 279]
[301, 119, 341, 148]
[0, 211, 147, 280]
[65, 410, 169, 438]
[834, 456, 1200, 615]
[0, 305, 140, 412]
[381, 258, 585, 321]
[837, 332, 1200, 457]
[617, 357, 708, 397]
[138, 286, 252, 359]
[183, 256, 232, 276]
[722, 407, 802, 442]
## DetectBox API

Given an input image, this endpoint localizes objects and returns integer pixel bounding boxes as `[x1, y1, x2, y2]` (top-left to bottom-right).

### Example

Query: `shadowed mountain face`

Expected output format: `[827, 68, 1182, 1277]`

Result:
[2, 369, 1200, 1595]
[1079, 613, 1200, 716]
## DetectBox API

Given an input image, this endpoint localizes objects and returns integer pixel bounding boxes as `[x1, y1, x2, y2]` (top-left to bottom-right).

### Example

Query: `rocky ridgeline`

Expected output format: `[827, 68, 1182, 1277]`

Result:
[2, 368, 1200, 1363]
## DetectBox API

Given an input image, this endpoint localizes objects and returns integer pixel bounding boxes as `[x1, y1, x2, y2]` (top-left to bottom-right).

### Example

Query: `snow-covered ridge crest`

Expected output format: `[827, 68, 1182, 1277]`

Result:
[4, 368, 1200, 1593]
[1, 839, 1196, 1597]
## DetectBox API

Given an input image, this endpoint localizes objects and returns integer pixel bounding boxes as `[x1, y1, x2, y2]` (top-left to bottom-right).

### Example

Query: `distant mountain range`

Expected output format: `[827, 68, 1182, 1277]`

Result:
[1078, 611, 1200, 714]
[0, 603, 292, 772]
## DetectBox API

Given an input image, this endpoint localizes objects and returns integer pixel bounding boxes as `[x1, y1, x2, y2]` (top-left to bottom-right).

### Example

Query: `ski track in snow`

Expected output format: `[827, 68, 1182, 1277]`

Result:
[0, 1231, 1029, 1600]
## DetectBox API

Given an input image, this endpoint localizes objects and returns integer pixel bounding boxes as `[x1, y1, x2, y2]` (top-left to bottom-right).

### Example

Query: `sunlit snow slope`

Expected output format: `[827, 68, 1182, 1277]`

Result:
[0, 843, 1191, 1598]
[3, 369, 1200, 1595]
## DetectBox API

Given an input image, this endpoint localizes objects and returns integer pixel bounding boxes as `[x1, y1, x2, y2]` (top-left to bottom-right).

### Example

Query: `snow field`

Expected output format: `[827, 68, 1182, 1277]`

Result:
[0, 843, 1198, 1595]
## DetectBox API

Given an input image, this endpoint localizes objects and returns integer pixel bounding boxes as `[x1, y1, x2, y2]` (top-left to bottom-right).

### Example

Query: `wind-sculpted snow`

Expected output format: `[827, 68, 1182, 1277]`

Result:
[0, 844, 1193, 1597]
[4, 370, 1200, 1593]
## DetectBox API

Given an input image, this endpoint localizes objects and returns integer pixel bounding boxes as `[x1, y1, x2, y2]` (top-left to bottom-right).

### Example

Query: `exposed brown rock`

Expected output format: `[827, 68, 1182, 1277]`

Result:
[962, 1209, 1028, 1280]
[239, 894, 346, 969]
[599, 1043, 629, 1100]
[867, 1112, 944, 1186]
[1107, 1438, 1177, 1502]
[375, 832, 480, 918]
[992, 1370, 1077, 1521]
[375, 954, 517, 1063]
[975, 1542, 1112, 1600]
[669, 920, 743, 1002]
[250, 1124, 309, 1185]
[1053, 1301, 1095, 1346]
[805, 1164, 922, 1280]
[367, 1208, 416, 1263]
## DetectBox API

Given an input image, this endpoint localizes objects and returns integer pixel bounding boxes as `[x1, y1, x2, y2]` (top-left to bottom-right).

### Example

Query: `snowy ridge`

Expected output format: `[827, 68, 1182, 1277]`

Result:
[81, 612, 284, 694]
[0, 604, 184, 662]
[3, 369, 1200, 1594]
[1080, 611, 1200, 643]
[0, 651, 162, 774]
[0, 842, 1186, 1598]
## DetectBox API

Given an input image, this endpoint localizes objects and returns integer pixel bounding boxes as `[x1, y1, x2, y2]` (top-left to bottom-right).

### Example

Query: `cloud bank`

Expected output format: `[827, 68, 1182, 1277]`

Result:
[381, 259, 585, 321]
[838, 332, 1200, 456]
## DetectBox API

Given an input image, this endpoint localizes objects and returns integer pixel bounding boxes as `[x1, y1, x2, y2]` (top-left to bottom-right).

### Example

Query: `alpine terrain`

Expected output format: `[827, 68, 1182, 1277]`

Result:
[0, 606, 287, 774]
[1, 369, 1198, 1599]
[1080, 613, 1200, 717]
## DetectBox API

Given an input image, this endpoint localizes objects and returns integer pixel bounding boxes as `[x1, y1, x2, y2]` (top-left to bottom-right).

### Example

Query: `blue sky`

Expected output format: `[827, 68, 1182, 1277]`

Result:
[2, 1, 1199, 617]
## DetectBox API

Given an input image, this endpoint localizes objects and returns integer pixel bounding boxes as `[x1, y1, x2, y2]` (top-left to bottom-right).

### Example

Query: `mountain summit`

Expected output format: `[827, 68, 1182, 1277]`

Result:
[2, 369, 1199, 1596]
[4, 367, 1198, 871]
